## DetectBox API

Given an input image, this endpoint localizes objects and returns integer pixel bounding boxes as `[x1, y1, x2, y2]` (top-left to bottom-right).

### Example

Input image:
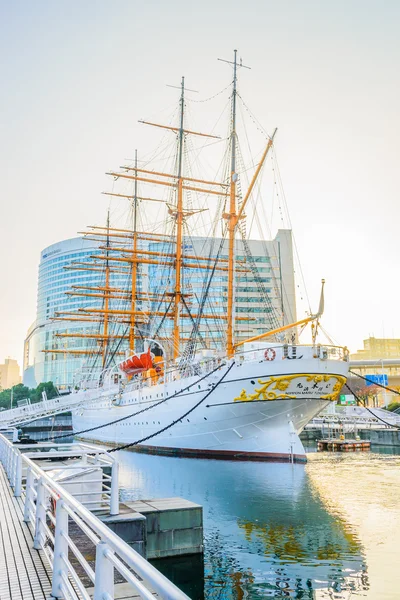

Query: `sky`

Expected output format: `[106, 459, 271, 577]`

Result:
[0, 0, 399, 368]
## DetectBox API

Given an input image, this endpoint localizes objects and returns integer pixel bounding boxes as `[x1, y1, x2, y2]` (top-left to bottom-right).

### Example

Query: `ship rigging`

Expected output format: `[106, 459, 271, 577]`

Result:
[42, 51, 349, 462]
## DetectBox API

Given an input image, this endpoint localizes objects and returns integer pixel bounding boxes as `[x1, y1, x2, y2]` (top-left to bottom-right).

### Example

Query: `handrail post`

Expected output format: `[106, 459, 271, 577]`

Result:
[6, 445, 11, 479]
[110, 460, 119, 515]
[94, 541, 114, 600]
[51, 499, 69, 599]
[11, 449, 17, 488]
[24, 467, 34, 522]
[33, 477, 46, 549]
[14, 452, 22, 497]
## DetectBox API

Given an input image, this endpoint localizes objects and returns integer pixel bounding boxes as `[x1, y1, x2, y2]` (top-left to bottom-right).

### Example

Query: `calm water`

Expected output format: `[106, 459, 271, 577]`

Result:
[117, 447, 400, 599]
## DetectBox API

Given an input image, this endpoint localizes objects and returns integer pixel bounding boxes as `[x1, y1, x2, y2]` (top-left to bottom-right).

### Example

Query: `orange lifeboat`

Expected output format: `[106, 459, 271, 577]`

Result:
[120, 349, 153, 374]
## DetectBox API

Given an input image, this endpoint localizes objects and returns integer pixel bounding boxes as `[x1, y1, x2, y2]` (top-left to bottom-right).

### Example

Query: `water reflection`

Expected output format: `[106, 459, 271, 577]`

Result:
[306, 452, 400, 600]
[118, 452, 369, 598]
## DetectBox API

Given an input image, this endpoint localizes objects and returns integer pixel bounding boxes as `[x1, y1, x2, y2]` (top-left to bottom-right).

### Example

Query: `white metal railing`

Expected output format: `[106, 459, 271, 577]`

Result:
[0, 435, 189, 600]
[0, 393, 87, 427]
[15, 441, 120, 516]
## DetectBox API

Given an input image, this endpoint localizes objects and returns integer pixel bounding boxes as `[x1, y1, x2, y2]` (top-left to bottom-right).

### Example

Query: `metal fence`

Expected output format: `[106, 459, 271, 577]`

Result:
[0, 434, 189, 600]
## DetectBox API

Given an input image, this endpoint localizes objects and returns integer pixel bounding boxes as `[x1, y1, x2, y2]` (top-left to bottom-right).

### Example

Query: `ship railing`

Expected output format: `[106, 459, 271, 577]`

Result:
[236, 344, 349, 363]
[123, 357, 222, 391]
[0, 434, 189, 600]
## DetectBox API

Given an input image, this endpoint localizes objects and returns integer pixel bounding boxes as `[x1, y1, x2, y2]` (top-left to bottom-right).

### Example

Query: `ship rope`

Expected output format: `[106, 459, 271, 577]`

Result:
[238, 234, 282, 332]
[271, 147, 311, 314]
[236, 93, 306, 324]
[43, 361, 229, 442]
[348, 371, 400, 397]
[344, 383, 400, 430]
[180, 236, 227, 365]
[186, 82, 232, 104]
[106, 361, 235, 454]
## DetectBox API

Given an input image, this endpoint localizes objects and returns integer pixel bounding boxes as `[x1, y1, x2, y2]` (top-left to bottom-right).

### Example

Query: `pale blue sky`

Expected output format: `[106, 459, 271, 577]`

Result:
[1, 0, 399, 365]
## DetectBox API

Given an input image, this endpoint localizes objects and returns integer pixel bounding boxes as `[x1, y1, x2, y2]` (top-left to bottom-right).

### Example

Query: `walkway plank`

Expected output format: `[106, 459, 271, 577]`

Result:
[0, 465, 52, 600]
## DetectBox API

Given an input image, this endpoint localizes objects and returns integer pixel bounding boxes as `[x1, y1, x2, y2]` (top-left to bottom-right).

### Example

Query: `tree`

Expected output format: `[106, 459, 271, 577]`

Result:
[0, 384, 31, 410]
[0, 381, 59, 409]
[355, 384, 380, 407]
[30, 382, 58, 403]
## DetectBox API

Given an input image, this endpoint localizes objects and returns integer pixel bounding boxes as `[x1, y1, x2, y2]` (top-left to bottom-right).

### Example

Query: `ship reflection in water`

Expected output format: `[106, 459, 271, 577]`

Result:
[117, 449, 400, 599]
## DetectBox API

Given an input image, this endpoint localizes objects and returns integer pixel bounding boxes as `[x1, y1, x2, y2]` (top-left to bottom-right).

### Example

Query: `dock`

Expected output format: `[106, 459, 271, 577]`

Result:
[317, 438, 371, 452]
[0, 433, 191, 599]
[0, 463, 52, 599]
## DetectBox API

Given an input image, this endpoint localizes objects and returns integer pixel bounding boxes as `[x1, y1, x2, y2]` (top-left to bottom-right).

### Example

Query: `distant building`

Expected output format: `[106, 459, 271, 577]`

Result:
[23, 237, 130, 389]
[0, 358, 21, 390]
[148, 231, 297, 348]
[350, 337, 400, 361]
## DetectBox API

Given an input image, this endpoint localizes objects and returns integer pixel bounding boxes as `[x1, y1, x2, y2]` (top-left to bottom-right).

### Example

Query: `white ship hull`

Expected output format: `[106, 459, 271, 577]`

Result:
[72, 345, 349, 462]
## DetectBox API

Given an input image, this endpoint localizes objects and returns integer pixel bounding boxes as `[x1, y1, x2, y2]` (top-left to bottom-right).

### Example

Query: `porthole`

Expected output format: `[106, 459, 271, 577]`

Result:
[204, 417, 207, 420]
[251, 380, 255, 385]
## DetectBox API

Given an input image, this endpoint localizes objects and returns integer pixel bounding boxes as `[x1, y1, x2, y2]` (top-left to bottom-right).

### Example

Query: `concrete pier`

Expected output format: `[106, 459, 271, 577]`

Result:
[359, 428, 400, 446]
[100, 498, 203, 560]
[124, 498, 203, 559]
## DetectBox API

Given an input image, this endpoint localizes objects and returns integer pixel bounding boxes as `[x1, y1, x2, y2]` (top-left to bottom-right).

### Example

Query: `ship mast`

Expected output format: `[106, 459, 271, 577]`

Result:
[129, 149, 138, 353]
[173, 77, 185, 360]
[223, 49, 239, 358]
[102, 210, 111, 368]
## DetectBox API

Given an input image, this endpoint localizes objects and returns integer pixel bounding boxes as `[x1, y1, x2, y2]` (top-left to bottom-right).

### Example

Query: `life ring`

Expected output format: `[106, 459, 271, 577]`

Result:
[264, 348, 276, 361]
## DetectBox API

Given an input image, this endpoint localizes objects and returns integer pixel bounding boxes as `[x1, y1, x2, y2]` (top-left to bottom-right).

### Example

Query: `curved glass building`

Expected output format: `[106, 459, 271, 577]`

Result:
[23, 237, 130, 389]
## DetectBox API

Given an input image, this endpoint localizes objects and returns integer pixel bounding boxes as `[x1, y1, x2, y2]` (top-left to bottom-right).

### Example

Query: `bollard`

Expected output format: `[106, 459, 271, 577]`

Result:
[94, 541, 114, 600]
[51, 500, 69, 599]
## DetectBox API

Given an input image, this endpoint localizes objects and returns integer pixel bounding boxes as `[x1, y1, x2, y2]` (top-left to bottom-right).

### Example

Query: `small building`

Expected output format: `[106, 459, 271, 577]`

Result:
[0, 358, 21, 391]
[351, 337, 400, 361]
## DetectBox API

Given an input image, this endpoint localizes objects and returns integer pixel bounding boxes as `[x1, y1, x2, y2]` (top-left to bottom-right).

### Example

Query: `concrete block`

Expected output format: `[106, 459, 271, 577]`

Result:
[147, 530, 174, 557]
[173, 527, 203, 549]
[109, 497, 203, 559]
[159, 508, 202, 531]
[100, 510, 147, 557]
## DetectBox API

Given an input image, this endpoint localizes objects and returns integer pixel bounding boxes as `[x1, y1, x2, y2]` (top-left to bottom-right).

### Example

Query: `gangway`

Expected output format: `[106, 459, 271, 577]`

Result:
[307, 404, 400, 431]
[0, 393, 85, 427]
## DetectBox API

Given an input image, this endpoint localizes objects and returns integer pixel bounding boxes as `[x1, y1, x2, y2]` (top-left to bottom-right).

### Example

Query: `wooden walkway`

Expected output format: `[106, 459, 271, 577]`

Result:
[0, 465, 52, 600]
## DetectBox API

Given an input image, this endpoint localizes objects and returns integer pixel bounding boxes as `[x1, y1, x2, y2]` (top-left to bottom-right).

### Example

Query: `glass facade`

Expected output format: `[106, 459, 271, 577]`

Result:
[23, 237, 130, 389]
[146, 232, 296, 353]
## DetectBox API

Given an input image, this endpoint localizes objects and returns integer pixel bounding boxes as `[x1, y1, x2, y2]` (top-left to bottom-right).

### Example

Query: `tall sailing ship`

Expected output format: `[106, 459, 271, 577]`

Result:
[49, 51, 349, 462]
